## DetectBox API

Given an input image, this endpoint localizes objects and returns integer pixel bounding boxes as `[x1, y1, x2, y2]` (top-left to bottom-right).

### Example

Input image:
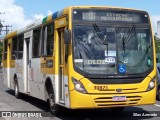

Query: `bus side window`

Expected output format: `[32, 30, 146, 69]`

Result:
[47, 24, 54, 56]
[33, 28, 41, 58]
[42, 23, 54, 56]
[12, 36, 18, 59]
[17, 34, 24, 59]
[3, 40, 7, 60]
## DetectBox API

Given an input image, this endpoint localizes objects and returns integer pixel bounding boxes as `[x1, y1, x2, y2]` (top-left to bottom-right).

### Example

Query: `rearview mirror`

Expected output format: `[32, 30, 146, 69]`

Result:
[64, 29, 71, 44]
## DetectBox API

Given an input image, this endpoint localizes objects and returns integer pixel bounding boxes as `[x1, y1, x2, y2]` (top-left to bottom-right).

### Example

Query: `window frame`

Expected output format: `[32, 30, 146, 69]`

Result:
[17, 34, 24, 59]
[32, 27, 41, 58]
[11, 36, 18, 60]
[41, 22, 54, 57]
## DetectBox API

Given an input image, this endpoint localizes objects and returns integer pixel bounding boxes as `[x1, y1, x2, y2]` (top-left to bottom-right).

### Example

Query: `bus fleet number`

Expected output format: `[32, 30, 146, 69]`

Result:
[94, 85, 108, 91]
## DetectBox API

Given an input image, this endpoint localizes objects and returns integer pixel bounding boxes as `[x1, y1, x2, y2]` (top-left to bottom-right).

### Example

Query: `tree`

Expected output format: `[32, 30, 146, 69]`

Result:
[155, 35, 160, 63]
[154, 35, 160, 53]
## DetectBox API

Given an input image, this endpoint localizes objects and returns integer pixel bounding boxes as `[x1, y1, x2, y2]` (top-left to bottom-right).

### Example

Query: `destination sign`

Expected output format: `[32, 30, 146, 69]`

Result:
[73, 9, 149, 23]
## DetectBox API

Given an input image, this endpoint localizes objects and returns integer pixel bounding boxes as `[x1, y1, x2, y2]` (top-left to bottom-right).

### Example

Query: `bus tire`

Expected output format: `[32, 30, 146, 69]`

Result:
[48, 92, 61, 116]
[158, 87, 160, 101]
[14, 78, 20, 99]
[46, 79, 62, 116]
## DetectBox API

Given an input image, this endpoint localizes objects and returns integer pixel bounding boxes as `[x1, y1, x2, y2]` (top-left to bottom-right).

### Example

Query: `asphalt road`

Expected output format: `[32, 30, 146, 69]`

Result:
[0, 73, 160, 120]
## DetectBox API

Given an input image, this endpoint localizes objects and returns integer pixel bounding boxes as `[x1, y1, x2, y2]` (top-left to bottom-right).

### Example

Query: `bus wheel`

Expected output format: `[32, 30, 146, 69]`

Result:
[110, 107, 125, 112]
[158, 87, 160, 101]
[14, 78, 20, 99]
[48, 93, 60, 116]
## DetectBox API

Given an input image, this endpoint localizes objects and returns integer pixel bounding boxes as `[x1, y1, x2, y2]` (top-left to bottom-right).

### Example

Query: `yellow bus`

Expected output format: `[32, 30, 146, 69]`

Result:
[2, 6, 156, 115]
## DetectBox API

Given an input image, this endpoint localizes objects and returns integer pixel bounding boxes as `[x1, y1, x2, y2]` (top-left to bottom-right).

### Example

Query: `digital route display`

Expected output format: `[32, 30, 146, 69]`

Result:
[73, 9, 149, 23]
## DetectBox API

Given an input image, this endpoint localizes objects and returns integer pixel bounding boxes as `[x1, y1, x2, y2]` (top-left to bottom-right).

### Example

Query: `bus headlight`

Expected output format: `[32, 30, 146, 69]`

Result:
[147, 77, 156, 91]
[72, 77, 87, 94]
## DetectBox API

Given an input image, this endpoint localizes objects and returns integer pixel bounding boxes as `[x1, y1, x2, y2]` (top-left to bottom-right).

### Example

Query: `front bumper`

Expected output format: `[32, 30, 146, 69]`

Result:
[69, 87, 156, 109]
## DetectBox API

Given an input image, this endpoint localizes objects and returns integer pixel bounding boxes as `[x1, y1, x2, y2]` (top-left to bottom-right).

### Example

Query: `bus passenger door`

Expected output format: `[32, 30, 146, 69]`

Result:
[24, 31, 32, 93]
[55, 17, 69, 107]
[58, 28, 66, 103]
[26, 38, 30, 93]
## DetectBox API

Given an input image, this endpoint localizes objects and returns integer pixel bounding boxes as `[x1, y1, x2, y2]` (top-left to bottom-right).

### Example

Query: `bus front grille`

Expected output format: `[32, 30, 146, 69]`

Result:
[94, 96, 142, 107]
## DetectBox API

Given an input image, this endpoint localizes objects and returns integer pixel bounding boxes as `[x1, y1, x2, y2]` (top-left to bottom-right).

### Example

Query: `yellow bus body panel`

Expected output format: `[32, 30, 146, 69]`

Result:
[40, 56, 55, 74]
[69, 68, 156, 108]
[3, 31, 17, 68]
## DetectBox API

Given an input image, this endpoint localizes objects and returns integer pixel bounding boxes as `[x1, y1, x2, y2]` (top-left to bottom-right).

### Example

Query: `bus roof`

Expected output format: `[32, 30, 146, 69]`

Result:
[4, 31, 17, 39]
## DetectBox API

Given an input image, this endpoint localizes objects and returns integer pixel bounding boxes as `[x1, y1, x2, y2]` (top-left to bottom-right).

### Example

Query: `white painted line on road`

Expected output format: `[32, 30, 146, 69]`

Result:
[154, 104, 160, 107]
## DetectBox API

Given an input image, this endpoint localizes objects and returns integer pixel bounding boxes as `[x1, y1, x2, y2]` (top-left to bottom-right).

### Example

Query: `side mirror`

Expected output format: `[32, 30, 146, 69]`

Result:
[64, 29, 71, 44]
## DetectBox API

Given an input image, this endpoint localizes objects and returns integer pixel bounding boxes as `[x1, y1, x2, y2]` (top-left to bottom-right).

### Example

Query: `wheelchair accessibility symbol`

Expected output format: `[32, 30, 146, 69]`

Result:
[119, 64, 126, 74]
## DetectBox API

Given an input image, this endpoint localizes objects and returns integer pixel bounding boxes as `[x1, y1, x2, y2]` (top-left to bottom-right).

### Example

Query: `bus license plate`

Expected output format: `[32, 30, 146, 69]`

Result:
[113, 96, 126, 101]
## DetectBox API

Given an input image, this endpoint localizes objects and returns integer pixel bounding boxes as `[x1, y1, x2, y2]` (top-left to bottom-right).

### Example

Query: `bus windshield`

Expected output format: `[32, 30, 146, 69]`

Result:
[73, 25, 153, 75]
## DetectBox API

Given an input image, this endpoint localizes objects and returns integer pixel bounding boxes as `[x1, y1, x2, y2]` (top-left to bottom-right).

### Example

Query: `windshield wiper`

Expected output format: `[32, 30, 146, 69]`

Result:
[93, 23, 108, 45]
[93, 23, 109, 55]
[122, 25, 135, 55]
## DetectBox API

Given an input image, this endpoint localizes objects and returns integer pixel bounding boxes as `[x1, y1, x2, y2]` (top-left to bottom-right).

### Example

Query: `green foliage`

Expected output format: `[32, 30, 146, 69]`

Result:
[155, 36, 160, 63]
[155, 36, 160, 53]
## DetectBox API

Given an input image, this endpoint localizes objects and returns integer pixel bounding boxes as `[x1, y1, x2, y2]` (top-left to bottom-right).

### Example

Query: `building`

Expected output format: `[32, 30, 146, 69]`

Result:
[158, 21, 160, 39]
